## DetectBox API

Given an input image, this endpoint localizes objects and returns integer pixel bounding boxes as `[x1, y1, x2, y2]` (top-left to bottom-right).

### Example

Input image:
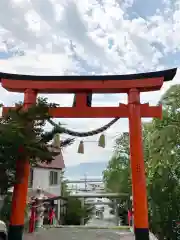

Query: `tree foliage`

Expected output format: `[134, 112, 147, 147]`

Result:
[63, 197, 94, 225]
[61, 171, 70, 197]
[0, 194, 12, 224]
[103, 84, 180, 239]
[146, 85, 180, 239]
[103, 132, 131, 195]
[60, 172, 94, 225]
[0, 97, 73, 194]
[103, 132, 131, 225]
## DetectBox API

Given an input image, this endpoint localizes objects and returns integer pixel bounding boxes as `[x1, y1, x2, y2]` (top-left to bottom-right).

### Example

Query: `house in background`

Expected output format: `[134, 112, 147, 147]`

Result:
[28, 150, 65, 221]
[28, 150, 64, 196]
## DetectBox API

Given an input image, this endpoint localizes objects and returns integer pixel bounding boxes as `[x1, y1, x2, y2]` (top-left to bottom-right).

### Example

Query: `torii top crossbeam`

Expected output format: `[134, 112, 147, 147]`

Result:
[0, 68, 177, 93]
[1, 68, 177, 119]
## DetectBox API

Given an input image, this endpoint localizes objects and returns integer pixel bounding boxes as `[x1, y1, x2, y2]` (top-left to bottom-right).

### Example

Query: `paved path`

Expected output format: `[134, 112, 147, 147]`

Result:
[24, 227, 134, 240]
[86, 218, 117, 227]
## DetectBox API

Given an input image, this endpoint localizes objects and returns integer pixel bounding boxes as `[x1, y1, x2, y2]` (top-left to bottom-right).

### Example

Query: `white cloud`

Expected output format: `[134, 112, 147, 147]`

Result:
[0, 0, 179, 167]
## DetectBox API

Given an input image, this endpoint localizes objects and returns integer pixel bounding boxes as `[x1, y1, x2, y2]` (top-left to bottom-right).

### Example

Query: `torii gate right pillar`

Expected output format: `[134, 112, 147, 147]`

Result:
[128, 88, 149, 239]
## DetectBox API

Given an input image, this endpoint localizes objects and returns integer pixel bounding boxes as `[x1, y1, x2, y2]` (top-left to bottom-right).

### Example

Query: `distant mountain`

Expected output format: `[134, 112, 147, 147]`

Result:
[64, 161, 108, 178]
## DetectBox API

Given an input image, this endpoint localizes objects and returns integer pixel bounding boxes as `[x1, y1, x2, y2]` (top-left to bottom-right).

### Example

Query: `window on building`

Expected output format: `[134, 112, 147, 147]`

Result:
[49, 171, 58, 186]
[28, 168, 34, 188]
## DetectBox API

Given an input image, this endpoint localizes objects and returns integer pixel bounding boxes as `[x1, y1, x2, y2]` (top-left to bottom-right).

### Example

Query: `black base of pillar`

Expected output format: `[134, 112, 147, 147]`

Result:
[134, 228, 149, 240]
[8, 225, 24, 240]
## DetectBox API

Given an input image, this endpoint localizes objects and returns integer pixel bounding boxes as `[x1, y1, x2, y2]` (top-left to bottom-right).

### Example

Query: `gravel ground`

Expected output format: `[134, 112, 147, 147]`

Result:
[24, 227, 134, 240]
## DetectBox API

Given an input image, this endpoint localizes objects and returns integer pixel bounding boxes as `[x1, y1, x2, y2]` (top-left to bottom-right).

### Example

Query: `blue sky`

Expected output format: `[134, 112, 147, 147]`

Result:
[0, 51, 12, 59]
[0, 0, 178, 75]
[0, 0, 179, 166]
[126, 0, 167, 19]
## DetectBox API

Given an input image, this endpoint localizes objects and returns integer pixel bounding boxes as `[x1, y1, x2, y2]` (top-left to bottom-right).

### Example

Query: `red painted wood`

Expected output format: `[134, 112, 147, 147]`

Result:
[10, 89, 37, 226]
[1, 77, 164, 93]
[128, 88, 149, 230]
[3, 104, 162, 118]
[74, 93, 88, 107]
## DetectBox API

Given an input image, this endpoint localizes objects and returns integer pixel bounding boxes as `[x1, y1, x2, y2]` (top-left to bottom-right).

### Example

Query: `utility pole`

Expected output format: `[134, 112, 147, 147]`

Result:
[84, 173, 87, 192]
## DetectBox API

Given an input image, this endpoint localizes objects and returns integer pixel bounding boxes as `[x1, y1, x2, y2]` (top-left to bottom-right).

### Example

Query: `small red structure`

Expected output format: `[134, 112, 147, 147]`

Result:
[48, 206, 55, 225]
[28, 202, 36, 233]
[128, 210, 132, 226]
[28, 195, 56, 233]
[1, 68, 177, 240]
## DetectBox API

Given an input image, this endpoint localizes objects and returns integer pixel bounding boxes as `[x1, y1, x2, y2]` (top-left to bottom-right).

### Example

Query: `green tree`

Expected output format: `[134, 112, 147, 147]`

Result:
[146, 85, 180, 239]
[61, 171, 70, 197]
[0, 194, 12, 224]
[103, 132, 131, 194]
[0, 193, 30, 232]
[103, 84, 180, 239]
[103, 132, 131, 225]
[60, 172, 94, 225]
[63, 197, 94, 225]
[0, 97, 73, 194]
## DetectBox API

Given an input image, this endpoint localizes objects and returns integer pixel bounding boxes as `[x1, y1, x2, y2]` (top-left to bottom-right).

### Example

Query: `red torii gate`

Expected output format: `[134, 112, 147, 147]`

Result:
[1, 68, 177, 240]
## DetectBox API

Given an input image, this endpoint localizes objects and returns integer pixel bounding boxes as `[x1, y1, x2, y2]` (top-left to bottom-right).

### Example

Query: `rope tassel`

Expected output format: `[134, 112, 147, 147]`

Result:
[98, 134, 105, 148]
[53, 134, 60, 148]
[78, 141, 84, 154]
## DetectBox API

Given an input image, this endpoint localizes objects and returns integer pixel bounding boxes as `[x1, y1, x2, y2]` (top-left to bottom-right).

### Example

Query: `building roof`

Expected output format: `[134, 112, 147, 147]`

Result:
[27, 189, 57, 203]
[37, 150, 65, 170]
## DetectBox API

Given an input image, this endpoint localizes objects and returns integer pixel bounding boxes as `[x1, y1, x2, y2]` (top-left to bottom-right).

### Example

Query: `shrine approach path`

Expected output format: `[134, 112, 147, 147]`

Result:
[24, 227, 134, 240]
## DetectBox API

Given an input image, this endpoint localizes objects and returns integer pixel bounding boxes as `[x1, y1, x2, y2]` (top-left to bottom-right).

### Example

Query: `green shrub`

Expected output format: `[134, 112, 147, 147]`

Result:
[63, 198, 94, 225]
[0, 194, 12, 225]
[0, 193, 29, 231]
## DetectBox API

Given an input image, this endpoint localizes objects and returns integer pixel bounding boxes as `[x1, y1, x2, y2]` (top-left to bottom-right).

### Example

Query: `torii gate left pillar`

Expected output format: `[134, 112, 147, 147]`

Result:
[1, 68, 176, 240]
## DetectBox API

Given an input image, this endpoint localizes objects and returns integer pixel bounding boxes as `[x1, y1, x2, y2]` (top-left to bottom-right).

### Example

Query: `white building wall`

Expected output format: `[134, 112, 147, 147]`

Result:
[32, 167, 62, 196]
[30, 167, 63, 221]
